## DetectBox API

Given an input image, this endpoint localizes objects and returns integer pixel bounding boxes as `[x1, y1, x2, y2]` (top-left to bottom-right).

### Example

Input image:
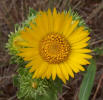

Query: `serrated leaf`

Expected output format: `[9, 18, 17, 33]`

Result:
[17, 67, 26, 76]
[13, 75, 19, 87]
[79, 59, 96, 100]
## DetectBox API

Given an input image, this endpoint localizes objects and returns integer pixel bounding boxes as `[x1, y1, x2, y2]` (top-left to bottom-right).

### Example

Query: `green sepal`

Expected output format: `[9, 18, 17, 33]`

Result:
[14, 67, 62, 100]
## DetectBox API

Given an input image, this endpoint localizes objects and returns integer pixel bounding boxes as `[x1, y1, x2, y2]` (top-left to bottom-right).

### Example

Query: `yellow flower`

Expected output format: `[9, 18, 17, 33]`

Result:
[17, 8, 92, 83]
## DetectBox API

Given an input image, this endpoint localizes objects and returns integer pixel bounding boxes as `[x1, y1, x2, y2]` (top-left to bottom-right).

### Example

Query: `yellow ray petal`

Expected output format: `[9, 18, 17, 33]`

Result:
[71, 63, 85, 71]
[47, 9, 54, 32]
[71, 37, 90, 47]
[36, 63, 48, 78]
[54, 12, 65, 33]
[64, 62, 74, 78]
[25, 61, 34, 68]
[30, 22, 46, 38]
[67, 60, 80, 73]
[68, 28, 89, 44]
[17, 52, 33, 58]
[51, 65, 57, 80]
[32, 62, 48, 78]
[39, 11, 49, 34]
[59, 64, 69, 80]
[56, 65, 66, 83]
[46, 65, 52, 79]
[72, 49, 92, 53]
[71, 43, 88, 49]
[69, 54, 90, 65]
[77, 54, 92, 59]
[53, 8, 57, 17]
[20, 28, 40, 42]
[62, 16, 72, 35]
[66, 20, 79, 37]
[29, 65, 38, 73]
[26, 56, 43, 69]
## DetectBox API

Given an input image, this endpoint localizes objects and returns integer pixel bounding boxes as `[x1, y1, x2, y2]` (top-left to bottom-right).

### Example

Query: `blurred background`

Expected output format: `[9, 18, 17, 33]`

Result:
[0, 0, 103, 100]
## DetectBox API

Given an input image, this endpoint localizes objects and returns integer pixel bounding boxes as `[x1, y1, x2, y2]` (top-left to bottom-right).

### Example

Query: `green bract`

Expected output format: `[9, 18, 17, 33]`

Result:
[14, 67, 62, 100]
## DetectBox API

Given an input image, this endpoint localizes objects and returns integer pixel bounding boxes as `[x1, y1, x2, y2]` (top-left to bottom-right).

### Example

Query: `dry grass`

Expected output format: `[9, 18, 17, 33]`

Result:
[0, 0, 103, 100]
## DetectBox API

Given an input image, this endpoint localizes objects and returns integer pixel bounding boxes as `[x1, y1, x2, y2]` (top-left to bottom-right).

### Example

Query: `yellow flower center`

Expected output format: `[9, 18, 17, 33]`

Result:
[39, 33, 70, 64]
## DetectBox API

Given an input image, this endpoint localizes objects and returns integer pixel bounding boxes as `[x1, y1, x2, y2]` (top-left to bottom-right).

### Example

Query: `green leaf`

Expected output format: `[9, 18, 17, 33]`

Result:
[79, 59, 96, 100]
[94, 47, 103, 56]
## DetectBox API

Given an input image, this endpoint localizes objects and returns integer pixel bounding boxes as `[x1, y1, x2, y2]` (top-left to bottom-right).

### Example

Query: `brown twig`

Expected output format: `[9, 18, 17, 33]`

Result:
[72, 0, 82, 10]
[60, 0, 68, 11]
[21, 0, 25, 21]
[48, 0, 54, 10]
[90, 39, 103, 46]
[63, 84, 71, 89]
[56, 0, 62, 9]
[97, 62, 103, 66]
[0, 7, 12, 30]
[66, 0, 72, 9]
[12, 0, 19, 22]
[58, 90, 68, 100]
[8, 94, 16, 100]
[74, 88, 79, 100]
[0, 74, 15, 81]
[86, 1, 103, 23]
[1, 1, 15, 26]
[92, 74, 103, 100]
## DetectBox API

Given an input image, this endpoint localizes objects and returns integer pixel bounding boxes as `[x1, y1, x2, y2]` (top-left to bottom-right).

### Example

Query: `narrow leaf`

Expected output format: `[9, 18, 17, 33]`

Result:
[79, 59, 96, 100]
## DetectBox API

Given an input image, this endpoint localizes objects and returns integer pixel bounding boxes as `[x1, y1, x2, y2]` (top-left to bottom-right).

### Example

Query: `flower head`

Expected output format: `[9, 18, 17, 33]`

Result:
[17, 8, 92, 83]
